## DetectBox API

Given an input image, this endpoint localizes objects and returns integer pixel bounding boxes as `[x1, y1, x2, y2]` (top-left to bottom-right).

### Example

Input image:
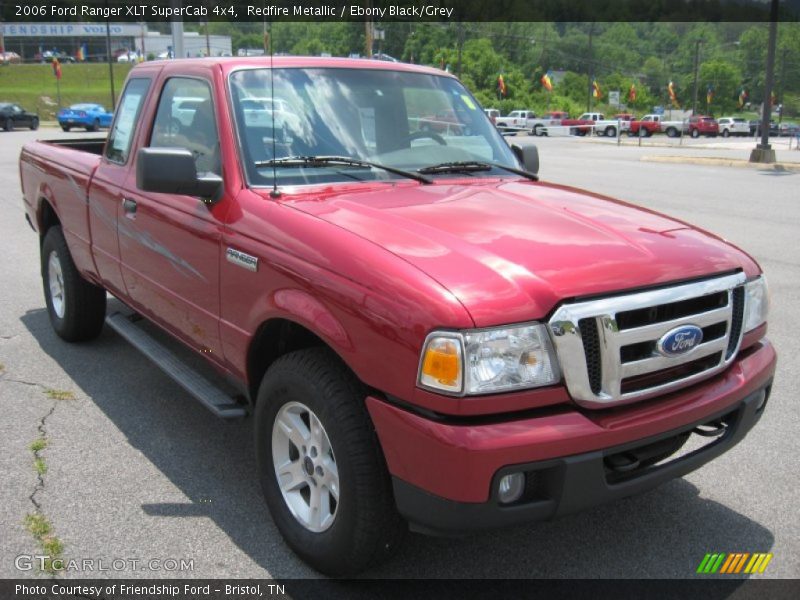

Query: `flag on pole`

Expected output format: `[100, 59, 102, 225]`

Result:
[51, 57, 62, 80]
[497, 74, 507, 98]
[541, 71, 553, 91]
[592, 79, 602, 99]
[76, 44, 86, 62]
[628, 83, 636, 102]
[706, 85, 714, 106]
[738, 87, 748, 108]
[668, 81, 679, 107]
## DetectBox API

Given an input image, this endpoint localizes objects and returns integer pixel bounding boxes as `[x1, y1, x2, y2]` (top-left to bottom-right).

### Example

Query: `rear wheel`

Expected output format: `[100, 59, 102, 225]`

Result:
[255, 348, 405, 576]
[665, 127, 678, 138]
[691, 128, 700, 138]
[87, 119, 100, 132]
[61, 125, 70, 132]
[605, 126, 617, 137]
[3, 118, 12, 131]
[533, 124, 543, 136]
[722, 129, 730, 138]
[30, 117, 39, 131]
[41, 226, 106, 342]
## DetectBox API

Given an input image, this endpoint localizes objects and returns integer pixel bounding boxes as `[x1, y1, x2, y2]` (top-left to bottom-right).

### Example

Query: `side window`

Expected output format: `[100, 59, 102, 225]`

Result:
[150, 78, 220, 175]
[105, 78, 151, 164]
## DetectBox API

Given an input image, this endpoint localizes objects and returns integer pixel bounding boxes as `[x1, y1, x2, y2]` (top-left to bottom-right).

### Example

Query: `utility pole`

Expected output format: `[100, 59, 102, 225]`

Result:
[778, 48, 787, 126]
[587, 23, 594, 112]
[456, 22, 464, 78]
[750, 0, 779, 164]
[691, 39, 702, 115]
[104, 9, 116, 110]
[171, 0, 184, 59]
[205, 22, 211, 57]
[365, 21, 373, 58]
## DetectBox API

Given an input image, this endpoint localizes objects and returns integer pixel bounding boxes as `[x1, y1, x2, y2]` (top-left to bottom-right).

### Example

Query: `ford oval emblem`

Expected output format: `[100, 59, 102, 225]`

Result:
[657, 325, 704, 357]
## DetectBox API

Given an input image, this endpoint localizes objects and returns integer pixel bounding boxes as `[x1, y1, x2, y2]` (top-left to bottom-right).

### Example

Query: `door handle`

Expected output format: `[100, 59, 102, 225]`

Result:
[122, 197, 137, 215]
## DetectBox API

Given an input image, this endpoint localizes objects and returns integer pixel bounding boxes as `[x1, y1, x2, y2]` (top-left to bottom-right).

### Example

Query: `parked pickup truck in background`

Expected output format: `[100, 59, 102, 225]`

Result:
[559, 112, 623, 137]
[495, 109, 536, 131]
[629, 113, 684, 137]
[20, 57, 775, 576]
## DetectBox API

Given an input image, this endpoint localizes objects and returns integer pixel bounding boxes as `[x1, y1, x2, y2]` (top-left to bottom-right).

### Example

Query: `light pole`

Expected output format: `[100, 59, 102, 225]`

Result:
[750, 0, 779, 164]
[691, 39, 703, 115]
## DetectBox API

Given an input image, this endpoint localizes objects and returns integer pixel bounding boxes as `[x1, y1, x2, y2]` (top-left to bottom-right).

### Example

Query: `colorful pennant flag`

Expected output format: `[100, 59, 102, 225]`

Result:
[497, 74, 507, 98]
[628, 83, 636, 102]
[541, 71, 553, 92]
[592, 79, 602, 99]
[706, 85, 714, 106]
[738, 87, 748, 108]
[51, 57, 62, 80]
[668, 81, 679, 107]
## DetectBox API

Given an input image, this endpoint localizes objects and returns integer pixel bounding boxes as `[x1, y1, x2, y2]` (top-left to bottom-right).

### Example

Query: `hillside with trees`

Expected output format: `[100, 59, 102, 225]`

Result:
[199, 21, 800, 117]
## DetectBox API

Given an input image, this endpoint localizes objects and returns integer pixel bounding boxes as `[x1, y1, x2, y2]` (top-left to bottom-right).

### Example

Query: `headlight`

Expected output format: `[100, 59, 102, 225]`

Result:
[418, 323, 560, 395]
[743, 276, 769, 333]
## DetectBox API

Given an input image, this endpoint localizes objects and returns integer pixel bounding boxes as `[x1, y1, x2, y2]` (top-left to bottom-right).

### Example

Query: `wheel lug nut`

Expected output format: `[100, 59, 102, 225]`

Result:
[315, 466, 323, 476]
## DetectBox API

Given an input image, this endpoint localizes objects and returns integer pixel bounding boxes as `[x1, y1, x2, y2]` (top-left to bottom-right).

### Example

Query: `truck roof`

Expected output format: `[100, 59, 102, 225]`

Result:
[130, 56, 455, 79]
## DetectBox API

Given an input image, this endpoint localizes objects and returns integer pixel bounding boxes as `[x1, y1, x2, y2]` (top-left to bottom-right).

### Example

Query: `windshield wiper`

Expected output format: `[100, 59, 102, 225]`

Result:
[417, 161, 538, 181]
[254, 155, 432, 184]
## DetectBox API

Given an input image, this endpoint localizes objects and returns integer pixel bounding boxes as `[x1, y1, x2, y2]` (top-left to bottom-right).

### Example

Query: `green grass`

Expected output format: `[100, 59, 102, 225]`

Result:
[24, 513, 64, 573]
[0, 63, 133, 120]
[33, 457, 47, 476]
[30, 437, 47, 453]
[44, 388, 75, 401]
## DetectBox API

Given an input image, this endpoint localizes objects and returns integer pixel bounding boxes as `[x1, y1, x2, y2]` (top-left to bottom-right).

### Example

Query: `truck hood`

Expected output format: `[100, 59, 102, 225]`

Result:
[285, 180, 758, 327]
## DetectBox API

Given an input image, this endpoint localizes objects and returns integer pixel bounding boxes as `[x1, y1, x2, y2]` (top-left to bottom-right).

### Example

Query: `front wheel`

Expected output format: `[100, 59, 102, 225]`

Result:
[665, 127, 678, 138]
[61, 124, 70, 132]
[87, 119, 100, 132]
[691, 128, 700, 138]
[30, 117, 39, 131]
[255, 349, 405, 576]
[3, 118, 12, 132]
[41, 226, 106, 342]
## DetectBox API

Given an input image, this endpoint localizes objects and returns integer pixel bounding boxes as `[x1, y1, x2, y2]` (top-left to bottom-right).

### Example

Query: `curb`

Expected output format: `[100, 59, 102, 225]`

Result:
[640, 155, 800, 171]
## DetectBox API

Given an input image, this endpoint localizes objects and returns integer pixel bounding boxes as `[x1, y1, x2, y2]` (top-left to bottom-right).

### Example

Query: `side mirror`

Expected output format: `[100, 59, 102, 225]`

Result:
[511, 143, 539, 175]
[136, 147, 222, 203]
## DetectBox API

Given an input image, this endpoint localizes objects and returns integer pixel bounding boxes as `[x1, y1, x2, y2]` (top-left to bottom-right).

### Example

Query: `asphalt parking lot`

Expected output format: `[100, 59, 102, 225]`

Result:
[0, 128, 798, 579]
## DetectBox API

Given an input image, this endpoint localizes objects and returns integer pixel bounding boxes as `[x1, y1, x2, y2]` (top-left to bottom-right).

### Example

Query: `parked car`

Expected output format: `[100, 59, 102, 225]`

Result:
[57, 103, 113, 132]
[528, 112, 568, 136]
[1, 51, 22, 65]
[36, 50, 75, 63]
[117, 51, 140, 63]
[20, 57, 775, 577]
[717, 117, 750, 137]
[685, 115, 719, 138]
[0, 102, 39, 131]
[777, 122, 799, 137]
[483, 108, 500, 124]
[748, 120, 778, 136]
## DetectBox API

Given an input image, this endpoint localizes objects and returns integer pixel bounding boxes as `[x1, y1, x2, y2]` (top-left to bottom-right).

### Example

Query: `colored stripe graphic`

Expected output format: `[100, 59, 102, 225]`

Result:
[699, 552, 772, 575]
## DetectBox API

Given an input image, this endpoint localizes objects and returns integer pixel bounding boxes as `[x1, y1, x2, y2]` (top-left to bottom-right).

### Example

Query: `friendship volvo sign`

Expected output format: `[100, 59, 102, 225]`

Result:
[0, 23, 142, 37]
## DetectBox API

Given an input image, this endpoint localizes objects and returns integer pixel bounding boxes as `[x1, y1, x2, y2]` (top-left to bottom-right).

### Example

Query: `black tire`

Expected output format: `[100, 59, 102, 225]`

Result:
[722, 129, 730, 138]
[255, 348, 405, 576]
[4, 118, 12, 132]
[41, 226, 106, 342]
[533, 124, 542, 136]
[691, 128, 700, 138]
[30, 117, 39, 131]
[665, 127, 678, 138]
[605, 126, 617, 137]
[87, 119, 100, 132]
[61, 125, 70, 132]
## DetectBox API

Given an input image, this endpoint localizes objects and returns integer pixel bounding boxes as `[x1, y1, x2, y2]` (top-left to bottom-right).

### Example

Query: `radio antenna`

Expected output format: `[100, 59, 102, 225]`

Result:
[268, 19, 280, 198]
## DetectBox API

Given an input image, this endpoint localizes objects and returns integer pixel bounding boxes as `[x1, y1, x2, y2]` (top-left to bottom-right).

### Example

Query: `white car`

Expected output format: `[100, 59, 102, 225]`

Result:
[717, 117, 750, 137]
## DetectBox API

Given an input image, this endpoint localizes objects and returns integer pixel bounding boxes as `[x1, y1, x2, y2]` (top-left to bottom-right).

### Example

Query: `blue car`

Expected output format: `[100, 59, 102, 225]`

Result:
[57, 103, 113, 132]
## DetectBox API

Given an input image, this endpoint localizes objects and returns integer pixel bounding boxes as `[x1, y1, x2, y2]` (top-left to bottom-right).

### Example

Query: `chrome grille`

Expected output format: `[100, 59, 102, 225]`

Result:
[548, 273, 746, 409]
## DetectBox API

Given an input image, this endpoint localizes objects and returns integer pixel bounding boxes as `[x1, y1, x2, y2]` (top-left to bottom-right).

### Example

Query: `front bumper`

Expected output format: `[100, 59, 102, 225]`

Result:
[367, 340, 775, 534]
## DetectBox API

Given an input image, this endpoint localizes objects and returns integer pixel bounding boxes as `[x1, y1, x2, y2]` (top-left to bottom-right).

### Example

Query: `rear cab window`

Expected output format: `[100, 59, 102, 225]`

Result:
[105, 78, 152, 164]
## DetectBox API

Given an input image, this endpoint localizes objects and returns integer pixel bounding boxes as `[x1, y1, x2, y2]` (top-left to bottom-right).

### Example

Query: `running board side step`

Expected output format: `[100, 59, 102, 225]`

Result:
[105, 312, 247, 419]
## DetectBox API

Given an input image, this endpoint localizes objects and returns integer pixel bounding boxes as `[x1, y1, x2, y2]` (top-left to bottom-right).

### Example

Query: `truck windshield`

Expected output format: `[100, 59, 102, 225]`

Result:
[229, 67, 520, 187]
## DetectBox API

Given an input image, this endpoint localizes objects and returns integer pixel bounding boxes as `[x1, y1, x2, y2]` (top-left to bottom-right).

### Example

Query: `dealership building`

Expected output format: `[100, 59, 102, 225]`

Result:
[0, 23, 232, 60]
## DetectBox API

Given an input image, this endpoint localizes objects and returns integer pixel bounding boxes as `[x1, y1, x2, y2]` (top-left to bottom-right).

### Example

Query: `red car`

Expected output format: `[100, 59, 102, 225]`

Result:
[20, 57, 774, 576]
[686, 115, 720, 138]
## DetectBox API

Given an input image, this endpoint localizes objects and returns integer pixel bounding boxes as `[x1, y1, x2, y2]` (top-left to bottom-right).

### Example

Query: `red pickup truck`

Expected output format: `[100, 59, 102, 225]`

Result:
[20, 58, 775, 576]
